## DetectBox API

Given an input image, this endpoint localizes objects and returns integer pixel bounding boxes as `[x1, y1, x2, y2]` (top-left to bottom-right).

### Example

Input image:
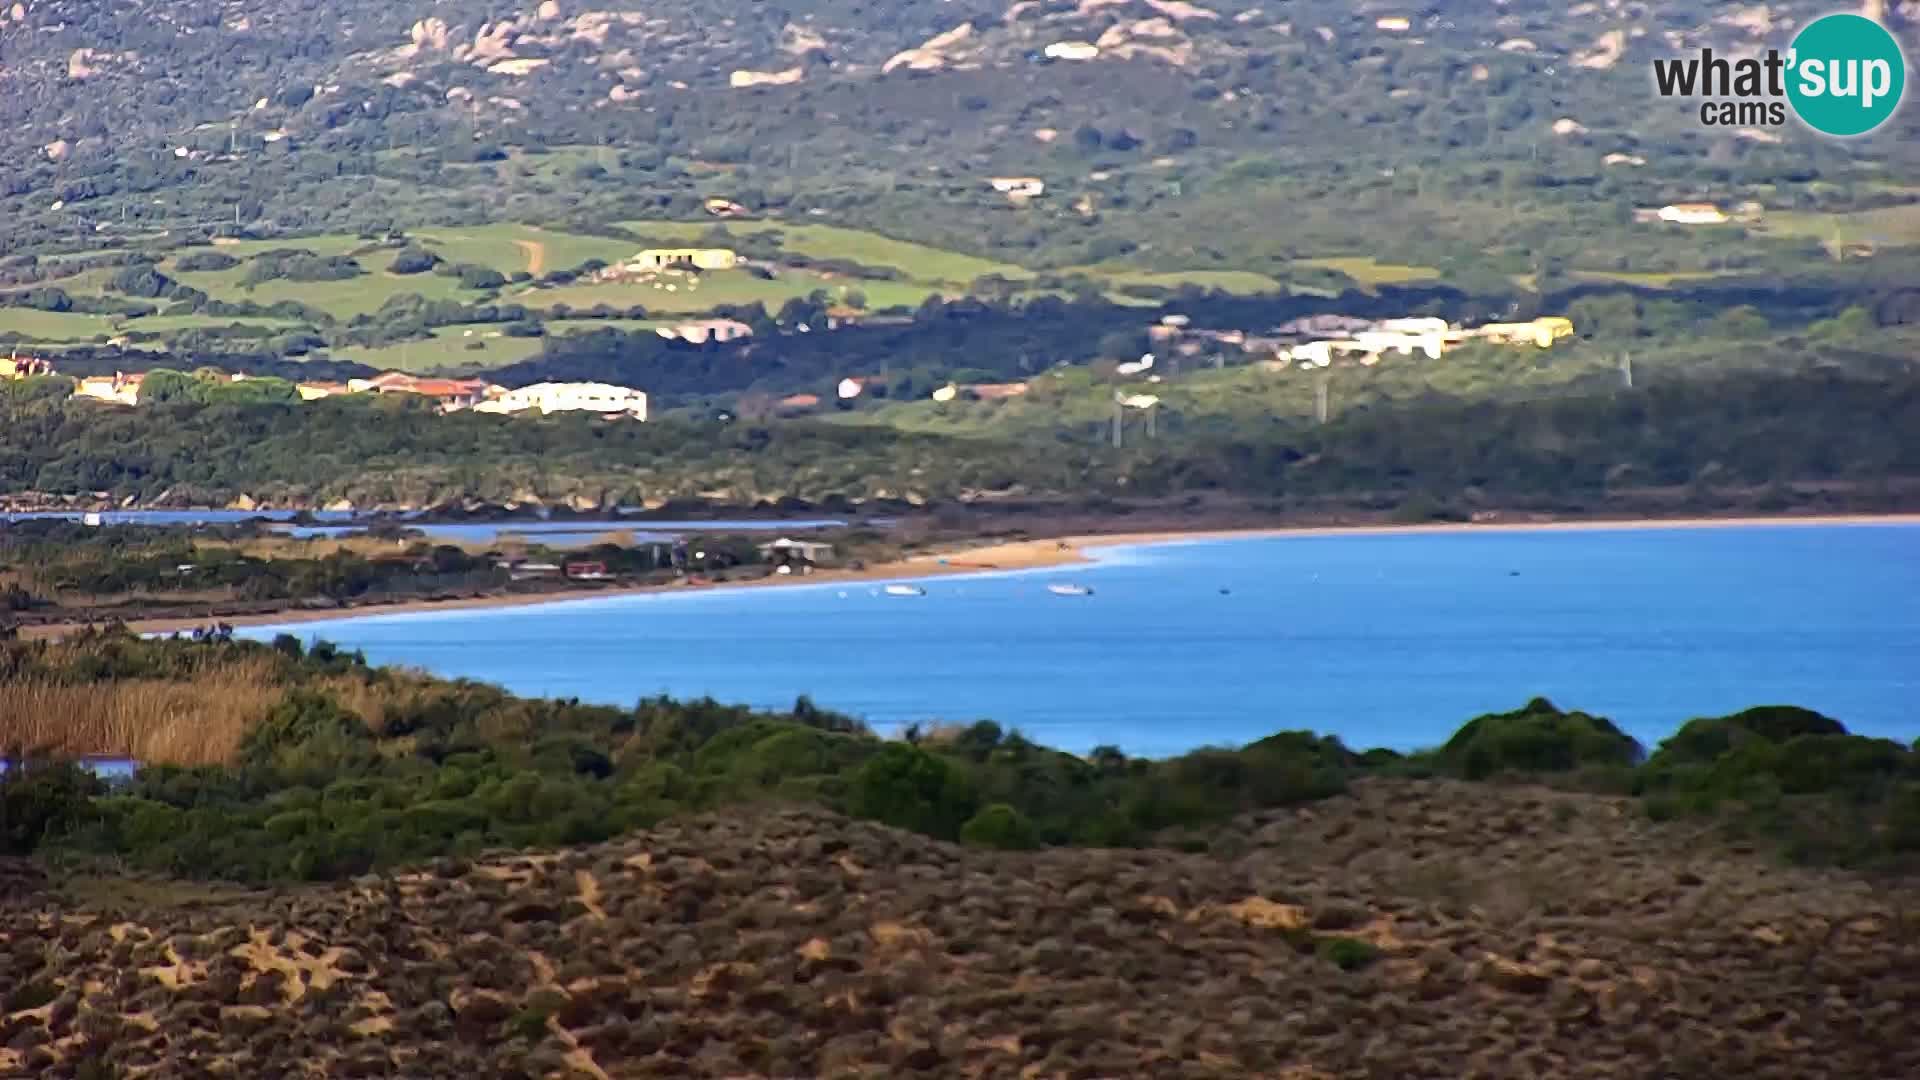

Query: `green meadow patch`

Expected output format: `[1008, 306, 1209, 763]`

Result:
[0, 308, 115, 340]
[1293, 257, 1442, 291]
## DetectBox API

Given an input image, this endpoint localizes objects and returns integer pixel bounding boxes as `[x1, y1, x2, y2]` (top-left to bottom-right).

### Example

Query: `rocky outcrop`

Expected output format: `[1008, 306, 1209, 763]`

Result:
[407, 17, 451, 54]
[1574, 29, 1626, 70]
[882, 23, 975, 74]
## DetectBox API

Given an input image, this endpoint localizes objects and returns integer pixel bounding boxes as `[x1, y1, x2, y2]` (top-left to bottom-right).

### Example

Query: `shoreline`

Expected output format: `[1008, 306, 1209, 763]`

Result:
[22, 511, 1920, 639]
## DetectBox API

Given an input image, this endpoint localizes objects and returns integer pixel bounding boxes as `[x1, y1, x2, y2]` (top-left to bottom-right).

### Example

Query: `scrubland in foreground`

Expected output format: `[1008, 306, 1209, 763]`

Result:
[5, 788, 1918, 1079]
[3, 633, 1919, 1076]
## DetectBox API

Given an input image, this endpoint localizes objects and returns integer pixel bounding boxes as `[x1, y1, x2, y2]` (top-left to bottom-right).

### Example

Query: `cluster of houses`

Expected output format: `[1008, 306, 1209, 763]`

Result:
[5, 351, 650, 419]
[49, 365, 648, 420]
[1144, 312, 1576, 371]
[297, 373, 649, 419]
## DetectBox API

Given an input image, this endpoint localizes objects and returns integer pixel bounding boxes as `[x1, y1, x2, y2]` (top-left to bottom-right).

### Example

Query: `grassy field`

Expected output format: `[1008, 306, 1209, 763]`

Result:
[0, 308, 115, 340]
[621, 220, 1033, 285]
[165, 250, 491, 319]
[198, 233, 369, 259]
[1750, 203, 1920, 251]
[1067, 266, 1285, 295]
[1568, 269, 1734, 288]
[1293, 257, 1443, 291]
[329, 325, 547, 372]
[620, 219, 1301, 299]
[407, 224, 636, 277]
[328, 319, 674, 372]
[527, 268, 940, 316]
[120, 314, 306, 333]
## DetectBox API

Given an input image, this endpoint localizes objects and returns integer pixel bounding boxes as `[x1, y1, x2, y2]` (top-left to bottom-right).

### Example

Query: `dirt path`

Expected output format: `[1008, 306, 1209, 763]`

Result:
[513, 238, 547, 276]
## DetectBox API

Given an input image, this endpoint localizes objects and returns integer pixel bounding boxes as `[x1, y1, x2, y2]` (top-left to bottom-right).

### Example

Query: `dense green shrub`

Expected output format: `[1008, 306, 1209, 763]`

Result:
[1317, 937, 1381, 972]
[847, 744, 978, 841]
[242, 250, 363, 285]
[174, 251, 240, 273]
[389, 247, 438, 275]
[960, 803, 1039, 850]
[1438, 698, 1645, 780]
[0, 756, 103, 855]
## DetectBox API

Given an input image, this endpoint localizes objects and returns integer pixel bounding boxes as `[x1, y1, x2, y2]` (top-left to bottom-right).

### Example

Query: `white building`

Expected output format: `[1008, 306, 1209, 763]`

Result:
[1352, 329, 1445, 360]
[988, 177, 1046, 199]
[1043, 41, 1100, 60]
[475, 382, 647, 420]
[1656, 203, 1728, 225]
[656, 319, 754, 345]
[1376, 317, 1450, 336]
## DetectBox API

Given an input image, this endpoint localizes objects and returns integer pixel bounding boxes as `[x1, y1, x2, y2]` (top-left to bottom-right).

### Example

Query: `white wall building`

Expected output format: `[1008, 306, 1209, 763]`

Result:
[476, 382, 647, 419]
[988, 177, 1046, 199]
[657, 319, 754, 345]
[1656, 203, 1728, 225]
[1044, 41, 1100, 60]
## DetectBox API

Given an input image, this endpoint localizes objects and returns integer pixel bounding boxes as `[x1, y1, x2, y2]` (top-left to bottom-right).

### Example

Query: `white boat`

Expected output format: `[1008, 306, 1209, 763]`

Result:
[883, 584, 926, 597]
[1047, 583, 1094, 597]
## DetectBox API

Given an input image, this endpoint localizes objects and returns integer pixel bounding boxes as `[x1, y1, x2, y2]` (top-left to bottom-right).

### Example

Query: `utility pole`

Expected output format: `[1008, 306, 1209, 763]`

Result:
[1314, 373, 1329, 425]
[1111, 393, 1124, 449]
[1619, 351, 1633, 390]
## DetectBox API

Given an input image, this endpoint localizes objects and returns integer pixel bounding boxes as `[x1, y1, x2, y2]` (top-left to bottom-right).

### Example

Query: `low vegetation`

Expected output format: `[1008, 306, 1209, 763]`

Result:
[3, 359, 1917, 513]
[0, 518, 802, 630]
[4, 634, 1917, 881]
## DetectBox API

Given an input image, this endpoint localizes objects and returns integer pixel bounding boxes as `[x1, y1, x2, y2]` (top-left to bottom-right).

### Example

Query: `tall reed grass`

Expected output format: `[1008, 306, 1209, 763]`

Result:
[0, 656, 285, 767]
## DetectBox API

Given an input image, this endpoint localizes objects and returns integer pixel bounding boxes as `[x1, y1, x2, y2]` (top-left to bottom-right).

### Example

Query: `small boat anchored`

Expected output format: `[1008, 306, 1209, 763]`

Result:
[883, 584, 927, 597]
[1047, 583, 1094, 597]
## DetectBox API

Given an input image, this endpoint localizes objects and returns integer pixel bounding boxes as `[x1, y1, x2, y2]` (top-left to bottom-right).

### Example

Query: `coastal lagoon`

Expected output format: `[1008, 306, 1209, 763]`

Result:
[240, 524, 1920, 758]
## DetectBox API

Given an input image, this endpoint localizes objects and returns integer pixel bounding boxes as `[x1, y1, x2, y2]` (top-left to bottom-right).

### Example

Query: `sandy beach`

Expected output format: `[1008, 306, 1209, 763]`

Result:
[23, 512, 1920, 640]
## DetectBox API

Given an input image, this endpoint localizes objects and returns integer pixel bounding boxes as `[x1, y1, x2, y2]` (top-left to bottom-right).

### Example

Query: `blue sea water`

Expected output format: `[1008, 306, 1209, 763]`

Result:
[238, 524, 1920, 758]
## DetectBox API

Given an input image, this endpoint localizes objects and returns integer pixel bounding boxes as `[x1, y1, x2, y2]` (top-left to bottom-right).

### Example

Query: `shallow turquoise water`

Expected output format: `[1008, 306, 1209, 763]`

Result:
[240, 525, 1920, 757]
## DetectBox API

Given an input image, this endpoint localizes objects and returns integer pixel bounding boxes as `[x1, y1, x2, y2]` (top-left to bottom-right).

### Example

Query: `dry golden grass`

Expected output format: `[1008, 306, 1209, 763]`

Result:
[313, 668, 442, 737]
[0, 656, 284, 766]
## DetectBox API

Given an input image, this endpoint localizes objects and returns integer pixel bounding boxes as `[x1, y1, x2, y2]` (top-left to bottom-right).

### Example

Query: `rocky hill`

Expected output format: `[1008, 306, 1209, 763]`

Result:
[7, 782, 1917, 1078]
[4, 0, 1917, 270]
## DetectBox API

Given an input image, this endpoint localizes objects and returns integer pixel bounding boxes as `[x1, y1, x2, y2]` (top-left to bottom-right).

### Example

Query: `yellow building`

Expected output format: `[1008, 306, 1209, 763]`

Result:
[1477, 316, 1574, 348]
[0, 354, 53, 379]
[631, 248, 739, 272]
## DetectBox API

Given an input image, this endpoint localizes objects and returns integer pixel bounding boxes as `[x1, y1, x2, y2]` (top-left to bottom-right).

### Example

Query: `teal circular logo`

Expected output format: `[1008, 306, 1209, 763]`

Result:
[1787, 14, 1906, 136]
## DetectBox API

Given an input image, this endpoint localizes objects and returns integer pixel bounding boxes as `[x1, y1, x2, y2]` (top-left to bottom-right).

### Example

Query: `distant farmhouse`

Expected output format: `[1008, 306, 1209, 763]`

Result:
[1636, 202, 1730, 225]
[630, 248, 740, 272]
[988, 177, 1046, 201]
[657, 318, 754, 345]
